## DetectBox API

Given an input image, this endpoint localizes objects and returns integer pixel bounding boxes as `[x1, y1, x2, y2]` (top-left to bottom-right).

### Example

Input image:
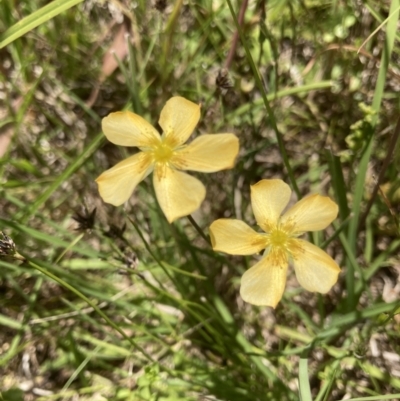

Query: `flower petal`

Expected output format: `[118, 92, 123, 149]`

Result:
[251, 179, 292, 232]
[153, 164, 205, 223]
[159, 97, 200, 147]
[102, 111, 160, 147]
[209, 219, 267, 255]
[96, 152, 153, 206]
[172, 134, 239, 172]
[240, 253, 288, 307]
[292, 239, 340, 293]
[281, 194, 338, 232]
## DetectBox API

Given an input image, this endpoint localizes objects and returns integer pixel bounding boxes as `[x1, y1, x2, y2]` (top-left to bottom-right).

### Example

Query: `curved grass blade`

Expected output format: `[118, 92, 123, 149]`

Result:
[0, 0, 84, 49]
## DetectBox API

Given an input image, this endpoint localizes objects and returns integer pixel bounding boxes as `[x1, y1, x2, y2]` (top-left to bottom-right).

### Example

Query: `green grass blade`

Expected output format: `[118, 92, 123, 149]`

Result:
[0, 218, 100, 259]
[0, 313, 24, 330]
[299, 357, 313, 401]
[345, 394, 400, 401]
[228, 81, 333, 120]
[0, 0, 84, 48]
[315, 360, 340, 401]
[326, 150, 350, 223]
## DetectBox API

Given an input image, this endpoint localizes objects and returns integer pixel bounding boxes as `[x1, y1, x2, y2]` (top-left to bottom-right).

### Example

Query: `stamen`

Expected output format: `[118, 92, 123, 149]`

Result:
[267, 227, 290, 265]
[268, 246, 288, 266]
[269, 228, 289, 248]
[150, 138, 174, 164]
[154, 143, 173, 162]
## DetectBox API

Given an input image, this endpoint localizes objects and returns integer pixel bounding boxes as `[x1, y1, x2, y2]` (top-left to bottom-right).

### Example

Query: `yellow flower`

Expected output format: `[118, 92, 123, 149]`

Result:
[96, 97, 239, 223]
[209, 179, 340, 308]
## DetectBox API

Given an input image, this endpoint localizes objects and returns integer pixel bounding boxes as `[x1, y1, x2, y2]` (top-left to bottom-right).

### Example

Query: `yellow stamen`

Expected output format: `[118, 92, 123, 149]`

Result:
[269, 228, 289, 249]
[152, 141, 174, 164]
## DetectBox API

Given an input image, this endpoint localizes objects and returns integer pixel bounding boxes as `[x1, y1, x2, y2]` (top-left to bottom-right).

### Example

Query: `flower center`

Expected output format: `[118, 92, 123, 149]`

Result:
[266, 227, 292, 266]
[269, 228, 289, 250]
[152, 141, 174, 164]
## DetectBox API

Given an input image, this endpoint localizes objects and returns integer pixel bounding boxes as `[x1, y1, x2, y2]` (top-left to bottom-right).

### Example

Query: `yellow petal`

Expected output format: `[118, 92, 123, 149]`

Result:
[159, 97, 200, 147]
[209, 219, 267, 255]
[172, 134, 239, 172]
[95, 152, 153, 206]
[281, 194, 338, 232]
[292, 239, 340, 293]
[102, 111, 160, 147]
[250, 179, 292, 232]
[240, 253, 288, 307]
[153, 164, 205, 223]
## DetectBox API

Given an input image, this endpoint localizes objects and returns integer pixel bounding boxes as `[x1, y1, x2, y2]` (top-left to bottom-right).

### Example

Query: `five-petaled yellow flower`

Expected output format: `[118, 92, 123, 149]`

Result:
[209, 179, 340, 308]
[96, 97, 239, 223]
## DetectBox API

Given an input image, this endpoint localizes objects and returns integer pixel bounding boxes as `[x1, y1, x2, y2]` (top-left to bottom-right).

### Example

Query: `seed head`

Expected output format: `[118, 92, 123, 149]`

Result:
[72, 207, 97, 232]
[0, 232, 25, 261]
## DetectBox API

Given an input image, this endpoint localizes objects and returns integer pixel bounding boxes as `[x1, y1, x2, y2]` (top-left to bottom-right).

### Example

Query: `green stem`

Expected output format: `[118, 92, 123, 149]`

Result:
[224, 0, 300, 197]
[187, 215, 211, 246]
[124, 212, 176, 285]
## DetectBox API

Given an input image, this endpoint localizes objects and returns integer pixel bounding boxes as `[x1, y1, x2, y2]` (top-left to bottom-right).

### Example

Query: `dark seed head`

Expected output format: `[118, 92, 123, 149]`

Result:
[104, 223, 126, 240]
[216, 68, 233, 91]
[0, 232, 25, 261]
[72, 207, 96, 232]
[0, 232, 16, 257]
[154, 0, 167, 12]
